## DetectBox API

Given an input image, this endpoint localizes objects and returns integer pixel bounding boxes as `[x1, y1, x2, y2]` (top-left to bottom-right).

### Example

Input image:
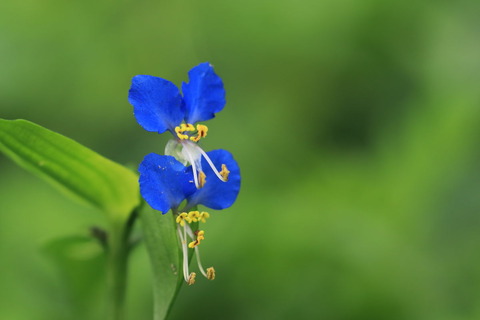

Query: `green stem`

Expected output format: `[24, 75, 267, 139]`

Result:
[106, 210, 138, 320]
[106, 224, 128, 320]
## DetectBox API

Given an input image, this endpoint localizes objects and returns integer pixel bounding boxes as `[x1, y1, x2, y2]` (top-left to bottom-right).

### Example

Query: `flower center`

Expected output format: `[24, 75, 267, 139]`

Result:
[175, 123, 208, 142]
[165, 139, 230, 189]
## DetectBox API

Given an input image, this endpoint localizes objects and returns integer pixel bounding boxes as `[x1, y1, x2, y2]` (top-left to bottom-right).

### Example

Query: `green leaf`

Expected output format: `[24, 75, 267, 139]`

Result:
[0, 119, 139, 221]
[141, 206, 191, 320]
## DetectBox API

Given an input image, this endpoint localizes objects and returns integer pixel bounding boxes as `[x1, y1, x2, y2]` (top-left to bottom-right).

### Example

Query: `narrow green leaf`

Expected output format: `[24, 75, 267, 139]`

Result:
[0, 119, 139, 221]
[141, 206, 188, 320]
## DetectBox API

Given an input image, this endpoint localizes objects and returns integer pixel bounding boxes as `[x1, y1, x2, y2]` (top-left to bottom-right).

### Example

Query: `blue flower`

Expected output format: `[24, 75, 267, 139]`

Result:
[139, 149, 240, 214]
[129, 62, 229, 190]
[128, 62, 225, 136]
[138, 149, 240, 284]
[138, 154, 196, 214]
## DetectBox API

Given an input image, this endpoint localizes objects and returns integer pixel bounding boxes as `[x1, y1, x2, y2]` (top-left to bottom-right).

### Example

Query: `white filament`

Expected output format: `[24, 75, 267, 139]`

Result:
[181, 145, 200, 188]
[183, 140, 226, 182]
[176, 224, 190, 282]
[198, 147, 227, 182]
[185, 224, 208, 278]
[167, 139, 227, 189]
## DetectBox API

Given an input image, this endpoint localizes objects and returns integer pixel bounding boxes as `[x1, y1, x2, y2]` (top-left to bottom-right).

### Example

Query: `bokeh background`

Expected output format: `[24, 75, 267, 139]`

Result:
[1, 0, 480, 319]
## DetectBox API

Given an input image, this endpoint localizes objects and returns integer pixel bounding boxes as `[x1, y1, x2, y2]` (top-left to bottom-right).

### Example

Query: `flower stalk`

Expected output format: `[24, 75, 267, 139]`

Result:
[106, 210, 138, 320]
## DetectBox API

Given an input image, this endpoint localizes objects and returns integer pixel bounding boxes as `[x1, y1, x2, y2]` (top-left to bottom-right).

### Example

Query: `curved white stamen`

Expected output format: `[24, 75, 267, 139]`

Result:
[182, 140, 226, 182]
[184, 224, 208, 278]
[181, 145, 200, 188]
[176, 224, 190, 282]
[185, 223, 194, 238]
[183, 223, 187, 243]
[194, 247, 208, 278]
[198, 148, 227, 182]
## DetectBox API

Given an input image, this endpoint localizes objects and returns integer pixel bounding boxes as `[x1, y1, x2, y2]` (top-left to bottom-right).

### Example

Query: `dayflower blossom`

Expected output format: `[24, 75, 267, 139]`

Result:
[129, 62, 241, 285]
[129, 62, 227, 189]
[139, 149, 240, 284]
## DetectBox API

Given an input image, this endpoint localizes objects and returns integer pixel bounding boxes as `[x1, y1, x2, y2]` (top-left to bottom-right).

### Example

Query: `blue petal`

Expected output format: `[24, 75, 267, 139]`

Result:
[139, 153, 196, 214]
[129, 75, 184, 134]
[187, 149, 241, 210]
[182, 62, 226, 124]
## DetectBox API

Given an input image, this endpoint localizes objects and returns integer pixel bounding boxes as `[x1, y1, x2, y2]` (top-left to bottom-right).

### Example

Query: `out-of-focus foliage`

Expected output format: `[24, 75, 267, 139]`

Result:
[43, 235, 106, 320]
[1, 0, 479, 319]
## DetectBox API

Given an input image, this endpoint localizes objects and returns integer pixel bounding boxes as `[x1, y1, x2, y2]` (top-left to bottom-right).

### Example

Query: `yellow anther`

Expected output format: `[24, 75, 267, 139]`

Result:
[175, 123, 195, 140]
[181, 123, 195, 131]
[175, 126, 189, 140]
[199, 211, 210, 223]
[220, 164, 230, 181]
[198, 171, 206, 188]
[197, 124, 208, 136]
[190, 124, 209, 142]
[206, 267, 215, 280]
[176, 211, 206, 226]
[188, 230, 205, 248]
[187, 272, 196, 285]
[175, 212, 189, 227]
[188, 211, 200, 223]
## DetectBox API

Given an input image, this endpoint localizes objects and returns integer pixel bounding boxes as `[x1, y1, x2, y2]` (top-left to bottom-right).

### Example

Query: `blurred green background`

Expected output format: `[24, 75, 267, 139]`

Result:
[1, 0, 480, 319]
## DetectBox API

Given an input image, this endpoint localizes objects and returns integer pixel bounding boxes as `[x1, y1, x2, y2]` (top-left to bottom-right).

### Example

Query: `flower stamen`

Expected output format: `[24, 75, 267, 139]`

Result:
[184, 224, 216, 281]
[206, 267, 215, 280]
[181, 145, 201, 188]
[175, 123, 195, 140]
[188, 230, 205, 248]
[190, 124, 208, 142]
[175, 123, 208, 142]
[199, 211, 210, 223]
[187, 272, 196, 285]
[176, 224, 191, 283]
[198, 171, 206, 188]
[188, 211, 200, 222]
[220, 164, 230, 181]
[175, 140, 229, 188]
[176, 211, 209, 225]
[198, 147, 229, 182]
[175, 212, 189, 226]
